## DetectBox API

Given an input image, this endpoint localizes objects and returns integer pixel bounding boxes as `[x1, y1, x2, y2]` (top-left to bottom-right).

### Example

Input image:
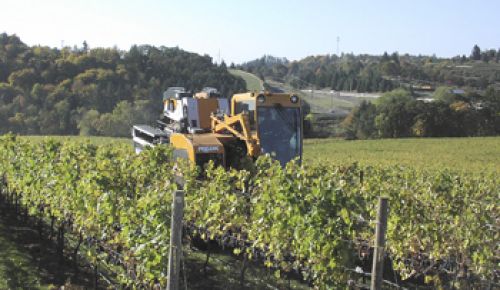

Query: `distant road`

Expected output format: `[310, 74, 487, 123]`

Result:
[301, 89, 380, 99]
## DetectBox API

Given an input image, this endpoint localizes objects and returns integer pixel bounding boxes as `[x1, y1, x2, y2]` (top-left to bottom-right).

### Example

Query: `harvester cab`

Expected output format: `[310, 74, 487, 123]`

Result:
[229, 92, 302, 166]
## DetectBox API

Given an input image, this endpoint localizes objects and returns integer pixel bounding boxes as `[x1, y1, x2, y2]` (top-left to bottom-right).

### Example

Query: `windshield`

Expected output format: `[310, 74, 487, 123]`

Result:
[257, 106, 301, 166]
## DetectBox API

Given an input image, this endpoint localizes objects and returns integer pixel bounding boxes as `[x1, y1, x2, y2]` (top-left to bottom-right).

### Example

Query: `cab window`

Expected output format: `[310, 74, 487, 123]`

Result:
[235, 100, 256, 127]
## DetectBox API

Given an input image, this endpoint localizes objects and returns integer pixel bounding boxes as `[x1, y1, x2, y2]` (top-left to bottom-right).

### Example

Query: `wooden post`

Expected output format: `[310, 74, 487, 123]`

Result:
[167, 190, 184, 290]
[371, 197, 389, 290]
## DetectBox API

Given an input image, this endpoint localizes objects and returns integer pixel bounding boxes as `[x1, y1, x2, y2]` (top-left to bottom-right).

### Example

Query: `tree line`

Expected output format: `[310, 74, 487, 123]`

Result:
[341, 87, 500, 139]
[237, 45, 500, 93]
[0, 33, 246, 136]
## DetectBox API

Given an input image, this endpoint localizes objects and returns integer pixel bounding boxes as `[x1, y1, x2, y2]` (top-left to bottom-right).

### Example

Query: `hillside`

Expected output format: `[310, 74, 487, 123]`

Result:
[228, 69, 263, 91]
[240, 53, 500, 139]
[239, 51, 500, 93]
[0, 33, 246, 136]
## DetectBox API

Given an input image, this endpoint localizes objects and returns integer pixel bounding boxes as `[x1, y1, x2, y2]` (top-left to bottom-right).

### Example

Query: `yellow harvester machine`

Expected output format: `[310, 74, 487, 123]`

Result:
[132, 87, 302, 167]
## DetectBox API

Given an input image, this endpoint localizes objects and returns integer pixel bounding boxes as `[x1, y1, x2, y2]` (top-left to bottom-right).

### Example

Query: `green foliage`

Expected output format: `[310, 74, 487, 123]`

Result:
[341, 101, 377, 139]
[187, 155, 499, 288]
[433, 86, 456, 104]
[0, 33, 246, 136]
[360, 166, 499, 282]
[240, 54, 397, 93]
[1, 136, 498, 288]
[375, 88, 413, 105]
[239, 46, 500, 94]
[77, 100, 156, 136]
[343, 87, 500, 138]
[0, 135, 181, 286]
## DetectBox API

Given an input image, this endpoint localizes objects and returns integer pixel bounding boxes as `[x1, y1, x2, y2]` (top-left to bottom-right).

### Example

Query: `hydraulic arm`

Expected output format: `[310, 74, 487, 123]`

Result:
[210, 112, 261, 157]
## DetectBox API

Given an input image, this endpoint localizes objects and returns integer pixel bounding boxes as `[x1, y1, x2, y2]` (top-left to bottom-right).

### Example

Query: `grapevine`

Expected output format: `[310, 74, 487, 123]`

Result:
[0, 135, 497, 288]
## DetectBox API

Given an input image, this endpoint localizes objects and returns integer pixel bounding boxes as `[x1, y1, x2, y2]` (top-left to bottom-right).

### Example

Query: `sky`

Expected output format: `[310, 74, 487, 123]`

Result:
[1, 0, 499, 64]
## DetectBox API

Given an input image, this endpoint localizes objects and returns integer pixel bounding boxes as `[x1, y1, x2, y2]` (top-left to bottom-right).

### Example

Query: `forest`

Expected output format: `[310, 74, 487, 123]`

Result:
[0, 33, 246, 136]
[1, 33, 499, 139]
[236, 48, 500, 139]
[341, 87, 500, 139]
[236, 46, 500, 93]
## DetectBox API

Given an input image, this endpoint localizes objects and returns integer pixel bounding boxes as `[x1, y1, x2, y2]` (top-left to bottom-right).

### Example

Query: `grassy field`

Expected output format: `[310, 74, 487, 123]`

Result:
[229, 69, 264, 91]
[303, 136, 500, 173]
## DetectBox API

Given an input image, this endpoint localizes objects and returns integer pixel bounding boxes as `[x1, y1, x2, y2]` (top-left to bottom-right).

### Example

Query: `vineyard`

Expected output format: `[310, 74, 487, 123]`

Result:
[0, 134, 498, 289]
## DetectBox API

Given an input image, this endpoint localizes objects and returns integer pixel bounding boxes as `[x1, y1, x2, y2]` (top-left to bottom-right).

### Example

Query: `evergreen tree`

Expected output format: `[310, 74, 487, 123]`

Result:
[471, 45, 481, 60]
